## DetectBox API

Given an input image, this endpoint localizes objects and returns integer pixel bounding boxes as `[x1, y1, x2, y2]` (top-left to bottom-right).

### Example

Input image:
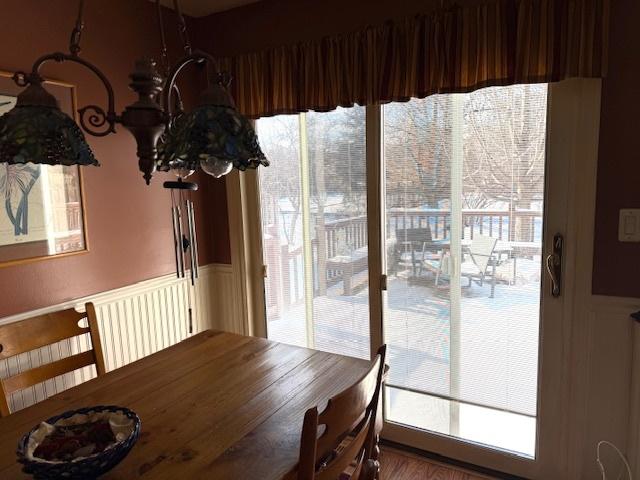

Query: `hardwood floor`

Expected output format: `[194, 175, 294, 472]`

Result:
[380, 447, 495, 480]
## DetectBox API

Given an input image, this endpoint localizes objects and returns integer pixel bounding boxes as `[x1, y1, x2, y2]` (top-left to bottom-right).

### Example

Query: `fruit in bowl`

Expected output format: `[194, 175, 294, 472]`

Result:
[16, 405, 141, 479]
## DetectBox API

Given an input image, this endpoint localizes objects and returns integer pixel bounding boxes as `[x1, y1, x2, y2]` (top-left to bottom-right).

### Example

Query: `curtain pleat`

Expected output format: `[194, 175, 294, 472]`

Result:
[217, 0, 609, 118]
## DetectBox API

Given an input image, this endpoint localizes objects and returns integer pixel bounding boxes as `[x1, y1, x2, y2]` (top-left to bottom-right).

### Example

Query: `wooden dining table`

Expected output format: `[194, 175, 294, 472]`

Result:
[0, 330, 371, 479]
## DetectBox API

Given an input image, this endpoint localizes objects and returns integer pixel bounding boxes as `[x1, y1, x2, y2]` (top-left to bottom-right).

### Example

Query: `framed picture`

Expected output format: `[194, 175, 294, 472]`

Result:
[0, 71, 88, 266]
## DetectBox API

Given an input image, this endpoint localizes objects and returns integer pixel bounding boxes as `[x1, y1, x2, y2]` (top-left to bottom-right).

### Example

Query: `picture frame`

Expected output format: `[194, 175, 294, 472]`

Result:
[0, 71, 89, 267]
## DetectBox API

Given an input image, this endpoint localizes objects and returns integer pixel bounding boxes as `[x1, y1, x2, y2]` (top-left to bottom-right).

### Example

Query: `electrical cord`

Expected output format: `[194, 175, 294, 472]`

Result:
[597, 441, 633, 480]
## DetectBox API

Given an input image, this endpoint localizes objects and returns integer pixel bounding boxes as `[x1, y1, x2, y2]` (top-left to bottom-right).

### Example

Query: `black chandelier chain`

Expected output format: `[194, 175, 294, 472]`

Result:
[172, 0, 193, 56]
[8, 0, 119, 137]
[156, 0, 171, 76]
[69, 0, 86, 56]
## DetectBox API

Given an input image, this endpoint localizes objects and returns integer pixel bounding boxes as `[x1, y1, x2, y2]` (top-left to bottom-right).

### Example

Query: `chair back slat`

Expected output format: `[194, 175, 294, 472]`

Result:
[315, 356, 380, 462]
[316, 411, 373, 480]
[2, 351, 96, 395]
[0, 303, 105, 417]
[298, 345, 386, 480]
[395, 226, 432, 244]
[0, 309, 88, 361]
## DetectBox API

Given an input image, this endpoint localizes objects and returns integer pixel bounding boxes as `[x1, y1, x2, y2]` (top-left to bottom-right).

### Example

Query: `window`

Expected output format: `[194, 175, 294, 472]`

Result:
[257, 107, 370, 359]
[257, 84, 550, 456]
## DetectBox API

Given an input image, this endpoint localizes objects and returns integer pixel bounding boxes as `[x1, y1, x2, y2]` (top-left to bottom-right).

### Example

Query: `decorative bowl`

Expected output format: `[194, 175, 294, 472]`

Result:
[16, 405, 141, 480]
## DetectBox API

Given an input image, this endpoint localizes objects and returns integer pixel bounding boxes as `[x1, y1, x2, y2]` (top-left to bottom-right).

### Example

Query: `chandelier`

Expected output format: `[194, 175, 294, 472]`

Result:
[0, 0, 268, 184]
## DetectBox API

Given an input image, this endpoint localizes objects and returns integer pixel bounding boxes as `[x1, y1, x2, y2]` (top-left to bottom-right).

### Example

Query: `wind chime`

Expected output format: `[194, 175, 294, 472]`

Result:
[166, 177, 198, 333]
[156, 1, 199, 334]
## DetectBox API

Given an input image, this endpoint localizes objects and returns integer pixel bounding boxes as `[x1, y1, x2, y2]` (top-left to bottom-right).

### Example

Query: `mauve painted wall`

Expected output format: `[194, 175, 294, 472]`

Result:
[194, 0, 639, 298]
[591, 0, 640, 297]
[0, 0, 230, 318]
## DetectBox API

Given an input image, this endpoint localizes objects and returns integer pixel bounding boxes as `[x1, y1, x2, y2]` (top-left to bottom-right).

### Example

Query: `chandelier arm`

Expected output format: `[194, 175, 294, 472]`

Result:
[171, 83, 184, 113]
[162, 51, 221, 125]
[30, 52, 118, 137]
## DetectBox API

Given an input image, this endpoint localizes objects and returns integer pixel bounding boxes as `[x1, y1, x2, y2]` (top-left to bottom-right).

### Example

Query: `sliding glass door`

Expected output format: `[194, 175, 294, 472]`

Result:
[251, 79, 599, 478]
[382, 85, 547, 458]
[256, 107, 370, 359]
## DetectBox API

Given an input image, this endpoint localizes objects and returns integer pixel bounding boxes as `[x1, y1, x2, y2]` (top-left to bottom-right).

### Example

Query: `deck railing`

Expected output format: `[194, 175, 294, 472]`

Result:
[319, 209, 542, 257]
[263, 209, 543, 313]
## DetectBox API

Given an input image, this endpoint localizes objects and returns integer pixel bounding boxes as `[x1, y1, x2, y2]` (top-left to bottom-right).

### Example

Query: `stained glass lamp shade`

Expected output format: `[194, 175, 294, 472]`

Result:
[158, 82, 268, 178]
[0, 82, 99, 166]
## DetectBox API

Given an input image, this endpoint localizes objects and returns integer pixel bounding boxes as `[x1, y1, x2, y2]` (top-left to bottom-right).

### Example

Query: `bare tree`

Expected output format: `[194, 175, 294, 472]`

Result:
[257, 115, 301, 246]
[463, 84, 547, 238]
[309, 107, 367, 216]
[383, 96, 452, 209]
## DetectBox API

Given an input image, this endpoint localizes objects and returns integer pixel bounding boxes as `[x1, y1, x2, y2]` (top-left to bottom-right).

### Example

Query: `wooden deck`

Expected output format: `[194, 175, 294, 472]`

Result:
[267, 269, 541, 456]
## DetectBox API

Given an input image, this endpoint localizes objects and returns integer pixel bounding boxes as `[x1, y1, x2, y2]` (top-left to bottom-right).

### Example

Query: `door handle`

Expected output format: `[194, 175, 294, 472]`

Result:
[545, 234, 563, 297]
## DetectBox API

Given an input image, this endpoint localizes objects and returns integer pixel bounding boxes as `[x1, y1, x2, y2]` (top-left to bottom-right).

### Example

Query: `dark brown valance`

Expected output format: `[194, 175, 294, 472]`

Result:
[217, 0, 609, 118]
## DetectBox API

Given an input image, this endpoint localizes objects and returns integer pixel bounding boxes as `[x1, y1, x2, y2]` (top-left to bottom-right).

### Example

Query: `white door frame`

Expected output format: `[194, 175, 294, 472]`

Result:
[226, 168, 267, 338]
[380, 79, 603, 479]
[228, 79, 610, 478]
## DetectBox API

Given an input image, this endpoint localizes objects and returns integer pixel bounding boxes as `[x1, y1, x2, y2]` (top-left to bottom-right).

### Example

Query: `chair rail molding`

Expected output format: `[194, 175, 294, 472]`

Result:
[0, 263, 240, 413]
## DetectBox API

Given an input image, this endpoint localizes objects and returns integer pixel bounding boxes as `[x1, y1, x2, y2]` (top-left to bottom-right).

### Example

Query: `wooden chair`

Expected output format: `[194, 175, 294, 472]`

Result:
[0, 303, 106, 417]
[297, 345, 387, 480]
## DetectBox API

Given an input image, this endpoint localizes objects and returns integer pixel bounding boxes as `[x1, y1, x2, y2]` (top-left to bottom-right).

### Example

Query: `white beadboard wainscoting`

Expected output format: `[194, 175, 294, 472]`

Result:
[0, 263, 241, 414]
[567, 295, 639, 480]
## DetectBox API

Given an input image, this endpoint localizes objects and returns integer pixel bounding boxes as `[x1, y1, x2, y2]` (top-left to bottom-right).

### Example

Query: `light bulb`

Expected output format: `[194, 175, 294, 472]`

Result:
[200, 157, 233, 178]
[173, 166, 195, 179]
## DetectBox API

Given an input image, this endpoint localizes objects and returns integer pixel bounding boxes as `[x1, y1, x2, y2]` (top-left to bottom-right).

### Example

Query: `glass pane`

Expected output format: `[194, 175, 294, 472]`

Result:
[257, 107, 370, 359]
[383, 84, 547, 457]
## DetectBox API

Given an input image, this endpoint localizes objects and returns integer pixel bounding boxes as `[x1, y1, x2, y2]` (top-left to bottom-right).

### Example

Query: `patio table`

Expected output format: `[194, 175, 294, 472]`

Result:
[0, 330, 371, 479]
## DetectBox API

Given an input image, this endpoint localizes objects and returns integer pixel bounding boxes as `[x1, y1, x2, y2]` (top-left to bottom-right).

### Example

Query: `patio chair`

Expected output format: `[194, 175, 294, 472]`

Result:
[461, 235, 499, 298]
[423, 234, 499, 298]
[393, 226, 440, 277]
[423, 248, 449, 286]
